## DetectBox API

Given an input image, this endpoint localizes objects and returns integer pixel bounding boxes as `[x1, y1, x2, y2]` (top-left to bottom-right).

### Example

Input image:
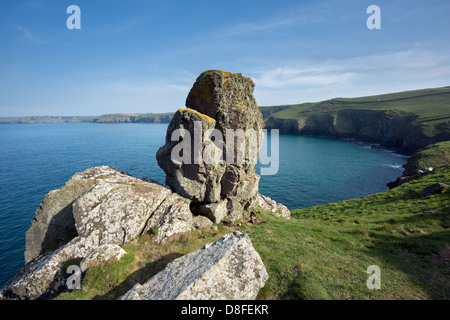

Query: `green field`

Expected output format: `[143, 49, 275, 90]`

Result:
[265, 86, 450, 119]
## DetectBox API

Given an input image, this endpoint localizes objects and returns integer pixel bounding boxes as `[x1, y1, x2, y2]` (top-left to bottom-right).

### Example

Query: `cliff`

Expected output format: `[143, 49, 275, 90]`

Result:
[387, 140, 450, 188]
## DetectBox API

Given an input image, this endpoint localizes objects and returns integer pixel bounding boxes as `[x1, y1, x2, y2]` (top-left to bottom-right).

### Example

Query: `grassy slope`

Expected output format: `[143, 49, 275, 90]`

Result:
[55, 165, 450, 300]
[249, 165, 450, 300]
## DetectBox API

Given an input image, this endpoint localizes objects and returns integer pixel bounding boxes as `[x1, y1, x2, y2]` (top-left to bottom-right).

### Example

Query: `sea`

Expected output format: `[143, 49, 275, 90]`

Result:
[0, 122, 408, 286]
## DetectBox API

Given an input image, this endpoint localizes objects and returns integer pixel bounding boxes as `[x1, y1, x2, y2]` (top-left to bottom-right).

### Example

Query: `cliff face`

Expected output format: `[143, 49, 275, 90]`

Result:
[265, 109, 449, 155]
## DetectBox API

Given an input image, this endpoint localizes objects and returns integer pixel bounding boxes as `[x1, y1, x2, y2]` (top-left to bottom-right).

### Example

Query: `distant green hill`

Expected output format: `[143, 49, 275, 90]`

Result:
[263, 86, 450, 154]
[0, 113, 174, 124]
[91, 113, 174, 123]
[0, 115, 96, 124]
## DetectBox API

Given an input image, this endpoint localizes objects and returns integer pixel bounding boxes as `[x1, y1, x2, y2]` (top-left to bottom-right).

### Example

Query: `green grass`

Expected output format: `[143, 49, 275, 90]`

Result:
[262, 103, 318, 119]
[334, 86, 450, 104]
[326, 87, 450, 119]
[245, 165, 450, 300]
[275, 92, 450, 122]
[54, 165, 450, 300]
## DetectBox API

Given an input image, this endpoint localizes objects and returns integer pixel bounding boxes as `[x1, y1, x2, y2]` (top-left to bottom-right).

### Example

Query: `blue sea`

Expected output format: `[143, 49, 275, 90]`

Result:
[0, 123, 408, 286]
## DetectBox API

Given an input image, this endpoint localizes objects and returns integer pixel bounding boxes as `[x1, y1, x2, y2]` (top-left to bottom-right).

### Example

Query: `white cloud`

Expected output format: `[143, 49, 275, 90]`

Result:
[221, 12, 325, 38]
[253, 67, 355, 88]
[250, 48, 450, 105]
[11, 24, 43, 45]
[215, 1, 337, 39]
[102, 81, 190, 95]
[100, 19, 142, 36]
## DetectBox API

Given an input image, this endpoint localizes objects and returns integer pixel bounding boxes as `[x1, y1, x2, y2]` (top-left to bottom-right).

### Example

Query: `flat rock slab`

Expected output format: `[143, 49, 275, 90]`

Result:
[120, 231, 268, 300]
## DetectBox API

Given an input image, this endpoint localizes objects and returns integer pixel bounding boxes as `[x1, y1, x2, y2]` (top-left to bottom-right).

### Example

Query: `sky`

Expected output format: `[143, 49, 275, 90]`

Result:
[0, 0, 449, 117]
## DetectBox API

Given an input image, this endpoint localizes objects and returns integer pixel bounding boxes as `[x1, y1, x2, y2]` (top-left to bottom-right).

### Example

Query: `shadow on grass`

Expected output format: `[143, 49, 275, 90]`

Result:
[365, 230, 450, 299]
[92, 252, 183, 300]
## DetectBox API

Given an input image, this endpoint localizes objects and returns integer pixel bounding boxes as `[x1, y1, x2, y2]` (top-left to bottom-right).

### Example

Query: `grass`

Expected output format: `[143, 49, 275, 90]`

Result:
[270, 86, 450, 120]
[54, 164, 450, 300]
[260, 103, 317, 119]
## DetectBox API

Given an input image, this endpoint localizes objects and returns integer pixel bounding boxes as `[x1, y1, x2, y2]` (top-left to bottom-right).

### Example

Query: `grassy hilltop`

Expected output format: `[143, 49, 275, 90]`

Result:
[402, 141, 450, 174]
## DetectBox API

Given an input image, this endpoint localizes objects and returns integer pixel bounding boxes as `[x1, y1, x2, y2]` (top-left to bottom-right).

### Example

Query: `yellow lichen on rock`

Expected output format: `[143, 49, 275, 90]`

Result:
[204, 70, 254, 86]
[180, 107, 215, 124]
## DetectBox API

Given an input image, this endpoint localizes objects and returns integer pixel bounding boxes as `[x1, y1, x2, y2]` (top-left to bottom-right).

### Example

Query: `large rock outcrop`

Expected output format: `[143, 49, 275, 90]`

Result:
[157, 70, 267, 223]
[120, 231, 268, 300]
[0, 166, 194, 299]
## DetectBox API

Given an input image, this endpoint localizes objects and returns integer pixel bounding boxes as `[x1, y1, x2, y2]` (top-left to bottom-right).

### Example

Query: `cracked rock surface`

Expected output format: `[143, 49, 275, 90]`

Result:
[120, 231, 268, 300]
[157, 70, 268, 222]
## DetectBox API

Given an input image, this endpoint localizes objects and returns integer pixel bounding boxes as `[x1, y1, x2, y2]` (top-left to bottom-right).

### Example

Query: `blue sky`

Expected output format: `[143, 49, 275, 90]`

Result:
[1, 0, 449, 116]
